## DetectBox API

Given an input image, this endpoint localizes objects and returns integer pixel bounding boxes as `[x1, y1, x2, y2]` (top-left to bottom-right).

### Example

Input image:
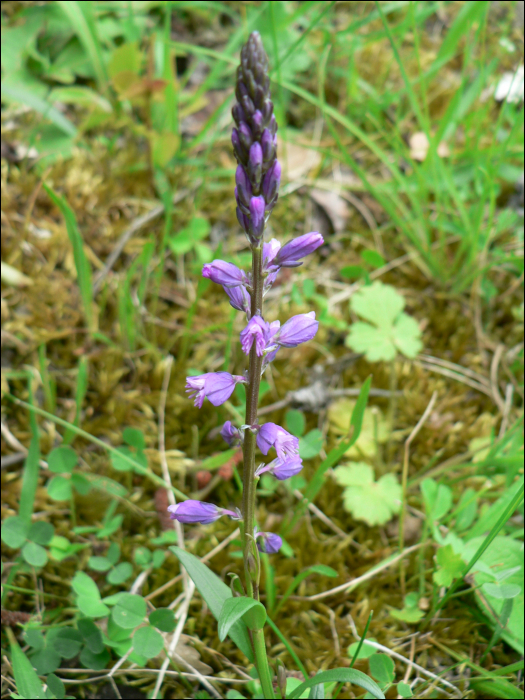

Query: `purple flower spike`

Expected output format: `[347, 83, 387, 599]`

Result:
[186, 372, 245, 408]
[168, 500, 240, 524]
[249, 196, 266, 238]
[224, 284, 251, 315]
[255, 455, 303, 480]
[262, 160, 281, 206]
[202, 260, 246, 287]
[240, 316, 268, 356]
[255, 530, 282, 554]
[272, 232, 324, 269]
[274, 312, 318, 348]
[256, 423, 299, 459]
[236, 206, 249, 234]
[221, 421, 243, 447]
[261, 129, 274, 161]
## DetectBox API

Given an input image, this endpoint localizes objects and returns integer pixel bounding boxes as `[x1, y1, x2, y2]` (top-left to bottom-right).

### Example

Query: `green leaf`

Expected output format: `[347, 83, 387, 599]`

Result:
[299, 429, 324, 459]
[28, 521, 54, 545]
[132, 626, 164, 659]
[71, 473, 91, 495]
[433, 544, 464, 587]
[218, 597, 266, 641]
[397, 681, 413, 698]
[168, 217, 210, 255]
[46, 475, 72, 501]
[89, 556, 113, 572]
[2, 84, 77, 136]
[46, 674, 65, 700]
[29, 647, 61, 675]
[149, 608, 176, 632]
[454, 488, 478, 531]
[24, 628, 45, 651]
[72, 572, 109, 618]
[286, 409, 306, 437]
[170, 547, 254, 662]
[134, 547, 152, 567]
[469, 679, 525, 699]
[361, 250, 385, 268]
[111, 594, 146, 629]
[77, 596, 110, 619]
[347, 639, 378, 660]
[286, 668, 384, 699]
[107, 562, 133, 585]
[122, 427, 145, 450]
[79, 645, 110, 670]
[152, 549, 166, 569]
[421, 479, 453, 520]
[47, 446, 78, 473]
[1, 516, 29, 548]
[334, 463, 402, 526]
[106, 542, 121, 565]
[22, 541, 48, 567]
[346, 282, 422, 361]
[110, 446, 136, 472]
[77, 618, 104, 653]
[369, 654, 395, 687]
[53, 629, 83, 659]
[351, 281, 405, 328]
[482, 583, 522, 600]
[9, 635, 46, 699]
[390, 593, 424, 623]
[340, 265, 364, 280]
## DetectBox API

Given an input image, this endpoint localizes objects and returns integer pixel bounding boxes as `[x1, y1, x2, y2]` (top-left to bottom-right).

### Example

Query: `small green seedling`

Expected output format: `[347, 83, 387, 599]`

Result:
[333, 462, 402, 526]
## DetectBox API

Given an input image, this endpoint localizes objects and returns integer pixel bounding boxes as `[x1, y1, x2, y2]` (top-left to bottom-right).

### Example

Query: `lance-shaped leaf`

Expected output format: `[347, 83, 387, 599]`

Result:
[218, 597, 266, 641]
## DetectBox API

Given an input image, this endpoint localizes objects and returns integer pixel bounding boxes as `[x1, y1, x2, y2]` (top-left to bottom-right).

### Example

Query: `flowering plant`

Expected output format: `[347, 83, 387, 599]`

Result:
[169, 32, 383, 700]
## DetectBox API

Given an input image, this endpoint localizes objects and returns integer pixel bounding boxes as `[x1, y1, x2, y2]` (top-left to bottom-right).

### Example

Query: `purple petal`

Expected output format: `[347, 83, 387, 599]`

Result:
[204, 373, 241, 407]
[256, 423, 299, 459]
[256, 531, 282, 554]
[263, 238, 281, 268]
[168, 501, 222, 524]
[240, 316, 268, 356]
[223, 285, 251, 314]
[249, 196, 265, 238]
[275, 312, 318, 348]
[273, 232, 323, 268]
[202, 260, 246, 287]
[221, 421, 242, 446]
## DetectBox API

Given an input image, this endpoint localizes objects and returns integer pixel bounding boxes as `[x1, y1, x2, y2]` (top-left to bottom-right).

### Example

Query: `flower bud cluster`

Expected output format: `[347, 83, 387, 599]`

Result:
[231, 32, 280, 244]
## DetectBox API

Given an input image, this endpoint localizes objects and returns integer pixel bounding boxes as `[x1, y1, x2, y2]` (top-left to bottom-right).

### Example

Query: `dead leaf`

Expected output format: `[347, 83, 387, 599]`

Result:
[161, 633, 213, 675]
[309, 188, 350, 232]
[281, 142, 321, 181]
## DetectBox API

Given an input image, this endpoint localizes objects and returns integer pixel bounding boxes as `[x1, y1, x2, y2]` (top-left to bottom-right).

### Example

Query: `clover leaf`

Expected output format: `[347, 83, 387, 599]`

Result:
[334, 462, 402, 526]
[345, 282, 422, 361]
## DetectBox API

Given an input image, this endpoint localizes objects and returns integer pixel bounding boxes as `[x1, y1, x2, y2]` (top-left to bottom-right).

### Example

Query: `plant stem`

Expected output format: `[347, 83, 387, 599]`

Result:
[253, 628, 275, 699]
[242, 245, 273, 689]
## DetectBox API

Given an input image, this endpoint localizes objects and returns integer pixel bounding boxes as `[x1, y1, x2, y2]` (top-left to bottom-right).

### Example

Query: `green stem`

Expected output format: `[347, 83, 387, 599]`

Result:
[253, 628, 275, 699]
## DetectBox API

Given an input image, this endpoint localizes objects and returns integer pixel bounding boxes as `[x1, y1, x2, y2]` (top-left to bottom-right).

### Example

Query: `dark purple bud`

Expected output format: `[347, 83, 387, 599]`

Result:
[236, 80, 249, 103]
[252, 110, 263, 136]
[232, 103, 245, 125]
[232, 128, 246, 162]
[261, 129, 274, 161]
[235, 188, 250, 215]
[269, 114, 277, 135]
[243, 68, 256, 96]
[249, 195, 265, 238]
[241, 94, 255, 116]
[262, 160, 281, 204]
[235, 165, 252, 208]
[248, 142, 263, 185]
[239, 122, 253, 152]
[236, 206, 249, 233]
[253, 85, 265, 109]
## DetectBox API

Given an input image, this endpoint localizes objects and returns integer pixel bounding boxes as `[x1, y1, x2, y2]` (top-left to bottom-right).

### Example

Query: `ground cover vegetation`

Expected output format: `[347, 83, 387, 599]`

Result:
[0, 1, 523, 698]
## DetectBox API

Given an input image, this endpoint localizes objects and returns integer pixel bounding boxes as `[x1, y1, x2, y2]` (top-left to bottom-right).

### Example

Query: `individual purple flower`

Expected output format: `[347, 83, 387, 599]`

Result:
[248, 142, 263, 184]
[271, 232, 324, 269]
[240, 316, 268, 356]
[186, 372, 245, 408]
[273, 312, 318, 348]
[256, 423, 299, 459]
[168, 500, 240, 524]
[221, 421, 243, 447]
[255, 455, 303, 480]
[263, 238, 281, 268]
[202, 260, 246, 287]
[224, 284, 251, 315]
[263, 270, 279, 296]
[255, 529, 282, 554]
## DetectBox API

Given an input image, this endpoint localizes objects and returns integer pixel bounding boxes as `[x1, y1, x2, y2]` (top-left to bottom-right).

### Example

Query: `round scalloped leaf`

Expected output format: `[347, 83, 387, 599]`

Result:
[79, 645, 110, 670]
[336, 463, 402, 526]
[28, 521, 54, 545]
[107, 562, 133, 585]
[346, 322, 397, 362]
[350, 281, 405, 329]
[392, 313, 422, 358]
[29, 647, 61, 675]
[46, 475, 72, 501]
[132, 626, 164, 658]
[53, 629, 83, 659]
[149, 608, 176, 632]
[78, 618, 105, 653]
